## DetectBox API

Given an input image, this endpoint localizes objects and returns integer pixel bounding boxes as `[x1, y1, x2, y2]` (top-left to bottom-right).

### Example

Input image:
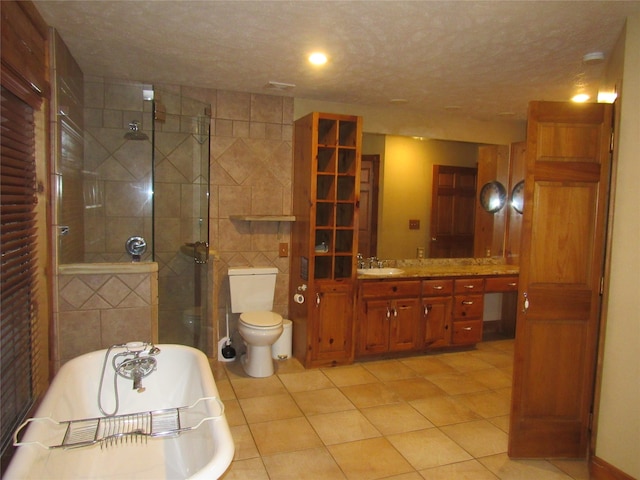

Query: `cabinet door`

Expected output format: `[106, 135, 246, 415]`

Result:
[358, 299, 390, 356]
[313, 282, 354, 365]
[509, 102, 613, 458]
[422, 296, 452, 348]
[389, 297, 421, 352]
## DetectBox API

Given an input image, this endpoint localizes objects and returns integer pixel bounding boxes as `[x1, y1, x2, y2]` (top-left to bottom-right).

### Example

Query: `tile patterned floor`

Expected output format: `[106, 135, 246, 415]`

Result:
[212, 340, 589, 480]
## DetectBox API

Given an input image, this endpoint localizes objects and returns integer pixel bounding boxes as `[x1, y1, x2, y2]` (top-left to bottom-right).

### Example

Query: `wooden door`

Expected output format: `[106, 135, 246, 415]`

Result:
[430, 165, 477, 258]
[358, 155, 379, 257]
[509, 102, 613, 458]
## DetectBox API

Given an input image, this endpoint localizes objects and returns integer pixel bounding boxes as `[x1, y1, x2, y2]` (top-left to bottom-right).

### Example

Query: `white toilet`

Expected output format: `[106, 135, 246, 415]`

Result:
[228, 267, 284, 377]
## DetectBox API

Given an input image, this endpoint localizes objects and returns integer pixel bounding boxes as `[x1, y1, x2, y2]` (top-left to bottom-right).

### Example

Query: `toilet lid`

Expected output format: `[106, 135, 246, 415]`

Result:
[240, 311, 283, 328]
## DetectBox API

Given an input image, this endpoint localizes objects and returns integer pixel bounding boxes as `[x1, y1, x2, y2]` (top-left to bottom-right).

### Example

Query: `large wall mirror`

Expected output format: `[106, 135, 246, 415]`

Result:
[361, 133, 520, 260]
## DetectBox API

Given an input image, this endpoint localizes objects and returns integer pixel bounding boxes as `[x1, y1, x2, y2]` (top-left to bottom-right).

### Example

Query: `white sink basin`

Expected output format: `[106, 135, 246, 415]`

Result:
[357, 267, 404, 276]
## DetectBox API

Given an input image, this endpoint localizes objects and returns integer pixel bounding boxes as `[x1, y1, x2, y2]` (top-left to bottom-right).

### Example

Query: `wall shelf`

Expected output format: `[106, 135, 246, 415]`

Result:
[229, 215, 296, 222]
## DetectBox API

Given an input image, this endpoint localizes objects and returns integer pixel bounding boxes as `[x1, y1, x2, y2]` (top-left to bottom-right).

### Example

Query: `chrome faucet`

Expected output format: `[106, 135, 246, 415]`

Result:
[113, 342, 160, 393]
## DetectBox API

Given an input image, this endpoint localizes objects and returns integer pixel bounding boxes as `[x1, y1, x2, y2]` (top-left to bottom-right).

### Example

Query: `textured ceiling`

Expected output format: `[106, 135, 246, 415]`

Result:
[33, 1, 640, 122]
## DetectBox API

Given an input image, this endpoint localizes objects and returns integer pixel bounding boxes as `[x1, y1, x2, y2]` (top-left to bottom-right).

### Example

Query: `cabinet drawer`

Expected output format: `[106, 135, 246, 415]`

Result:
[484, 276, 519, 292]
[360, 280, 421, 298]
[454, 278, 484, 292]
[453, 294, 484, 319]
[422, 279, 453, 296]
[452, 320, 483, 344]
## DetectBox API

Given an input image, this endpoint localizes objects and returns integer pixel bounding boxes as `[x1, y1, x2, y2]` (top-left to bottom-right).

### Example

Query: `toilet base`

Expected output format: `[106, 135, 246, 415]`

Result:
[241, 345, 275, 377]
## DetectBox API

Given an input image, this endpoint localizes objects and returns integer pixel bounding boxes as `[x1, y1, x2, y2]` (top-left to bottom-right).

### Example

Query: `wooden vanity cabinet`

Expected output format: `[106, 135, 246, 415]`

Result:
[452, 278, 484, 345]
[421, 279, 453, 348]
[357, 280, 422, 356]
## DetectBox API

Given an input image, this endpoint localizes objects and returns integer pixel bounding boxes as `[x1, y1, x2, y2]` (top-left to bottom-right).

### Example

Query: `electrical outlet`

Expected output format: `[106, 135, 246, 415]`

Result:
[279, 242, 289, 257]
[409, 219, 420, 230]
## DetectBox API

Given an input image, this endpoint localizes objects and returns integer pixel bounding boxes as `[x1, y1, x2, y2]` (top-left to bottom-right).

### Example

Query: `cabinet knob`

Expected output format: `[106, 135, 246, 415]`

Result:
[461, 300, 474, 305]
[432, 285, 444, 290]
[463, 327, 473, 331]
[463, 284, 475, 289]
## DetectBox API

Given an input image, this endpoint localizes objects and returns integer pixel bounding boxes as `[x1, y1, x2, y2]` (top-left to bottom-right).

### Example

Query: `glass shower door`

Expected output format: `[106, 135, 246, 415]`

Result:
[153, 89, 210, 352]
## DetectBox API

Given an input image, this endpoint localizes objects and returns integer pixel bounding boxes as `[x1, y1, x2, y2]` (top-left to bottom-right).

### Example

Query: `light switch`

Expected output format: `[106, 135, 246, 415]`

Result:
[279, 243, 289, 257]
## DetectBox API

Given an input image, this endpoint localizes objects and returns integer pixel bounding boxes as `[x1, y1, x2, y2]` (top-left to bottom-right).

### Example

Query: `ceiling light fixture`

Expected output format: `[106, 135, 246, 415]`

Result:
[265, 81, 296, 91]
[309, 52, 328, 65]
[597, 91, 617, 103]
[583, 52, 605, 65]
[572, 93, 590, 103]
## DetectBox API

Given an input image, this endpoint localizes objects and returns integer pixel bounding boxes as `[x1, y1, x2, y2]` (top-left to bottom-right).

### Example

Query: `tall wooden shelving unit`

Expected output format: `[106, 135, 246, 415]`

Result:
[289, 112, 362, 368]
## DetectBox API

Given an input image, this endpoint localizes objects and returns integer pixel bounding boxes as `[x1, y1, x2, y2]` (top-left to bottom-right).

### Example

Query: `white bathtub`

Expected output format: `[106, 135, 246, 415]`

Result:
[5, 344, 234, 479]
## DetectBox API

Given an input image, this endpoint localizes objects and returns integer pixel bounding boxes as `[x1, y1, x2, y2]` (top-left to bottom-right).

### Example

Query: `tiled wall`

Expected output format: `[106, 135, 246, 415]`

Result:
[55, 263, 158, 368]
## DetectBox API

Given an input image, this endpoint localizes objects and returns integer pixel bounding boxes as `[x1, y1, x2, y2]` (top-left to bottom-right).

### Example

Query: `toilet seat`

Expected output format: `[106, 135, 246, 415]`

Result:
[240, 311, 282, 328]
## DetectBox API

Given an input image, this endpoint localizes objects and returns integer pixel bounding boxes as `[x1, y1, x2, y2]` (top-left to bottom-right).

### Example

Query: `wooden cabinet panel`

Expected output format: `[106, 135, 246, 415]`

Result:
[454, 278, 484, 292]
[361, 280, 421, 298]
[389, 297, 421, 352]
[312, 282, 355, 365]
[485, 275, 518, 292]
[452, 320, 483, 344]
[422, 296, 452, 348]
[358, 298, 389, 355]
[422, 279, 453, 296]
[453, 294, 484, 319]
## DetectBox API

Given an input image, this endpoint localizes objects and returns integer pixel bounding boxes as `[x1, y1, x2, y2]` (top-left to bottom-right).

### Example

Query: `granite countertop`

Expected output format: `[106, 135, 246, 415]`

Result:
[357, 258, 519, 280]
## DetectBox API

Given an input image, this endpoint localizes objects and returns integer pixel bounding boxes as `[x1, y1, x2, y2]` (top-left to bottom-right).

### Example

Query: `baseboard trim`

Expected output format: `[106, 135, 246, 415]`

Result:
[590, 455, 635, 480]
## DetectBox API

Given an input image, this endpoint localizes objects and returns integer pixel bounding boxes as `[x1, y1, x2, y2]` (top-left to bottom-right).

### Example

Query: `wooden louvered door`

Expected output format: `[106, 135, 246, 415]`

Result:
[509, 101, 613, 457]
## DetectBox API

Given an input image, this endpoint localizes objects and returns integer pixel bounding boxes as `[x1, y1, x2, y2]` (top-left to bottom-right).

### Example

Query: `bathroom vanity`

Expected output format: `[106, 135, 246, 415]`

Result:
[355, 262, 518, 359]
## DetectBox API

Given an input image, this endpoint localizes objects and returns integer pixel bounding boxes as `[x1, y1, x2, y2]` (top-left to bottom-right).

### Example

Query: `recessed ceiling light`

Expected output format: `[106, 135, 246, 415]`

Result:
[309, 52, 328, 65]
[572, 93, 590, 103]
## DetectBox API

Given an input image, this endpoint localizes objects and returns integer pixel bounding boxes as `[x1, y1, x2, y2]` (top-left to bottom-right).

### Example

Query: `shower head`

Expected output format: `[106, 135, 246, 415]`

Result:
[124, 121, 149, 141]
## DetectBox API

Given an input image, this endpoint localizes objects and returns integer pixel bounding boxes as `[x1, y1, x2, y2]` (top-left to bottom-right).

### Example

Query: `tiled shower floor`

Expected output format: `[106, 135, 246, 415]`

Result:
[211, 340, 589, 479]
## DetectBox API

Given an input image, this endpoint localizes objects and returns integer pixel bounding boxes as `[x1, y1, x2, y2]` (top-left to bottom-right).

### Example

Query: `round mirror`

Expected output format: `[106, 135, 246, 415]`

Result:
[511, 180, 525, 214]
[479, 181, 507, 213]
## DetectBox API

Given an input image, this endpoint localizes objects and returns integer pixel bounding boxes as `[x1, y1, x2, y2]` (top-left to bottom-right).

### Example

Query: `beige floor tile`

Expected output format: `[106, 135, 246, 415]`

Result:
[440, 420, 508, 458]
[469, 349, 515, 369]
[479, 453, 574, 479]
[360, 403, 434, 435]
[410, 395, 482, 426]
[550, 459, 590, 480]
[384, 377, 447, 401]
[362, 359, 420, 381]
[387, 428, 473, 470]
[383, 473, 424, 480]
[292, 387, 356, 416]
[229, 374, 287, 399]
[215, 377, 236, 400]
[230, 424, 260, 460]
[470, 367, 513, 390]
[262, 447, 347, 479]
[340, 382, 402, 408]
[219, 457, 269, 480]
[400, 355, 457, 376]
[438, 351, 496, 372]
[224, 398, 247, 426]
[307, 409, 381, 445]
[273, 357, 306, 374]
[419, 459, 499, 479]
[239, 393, 302, 424]
[250, 417, 323, 456]
[328, 437, 414, 480]
[426, 371, 489, 395]
[488, 414, 510, 433]
[457, 389, 512, 418]
[321, 364, 379, 386]
[278, 369, 334, 392]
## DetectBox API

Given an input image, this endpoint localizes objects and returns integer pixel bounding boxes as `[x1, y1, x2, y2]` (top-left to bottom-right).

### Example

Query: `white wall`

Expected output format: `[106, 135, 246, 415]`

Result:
[595, 14, 640, 479]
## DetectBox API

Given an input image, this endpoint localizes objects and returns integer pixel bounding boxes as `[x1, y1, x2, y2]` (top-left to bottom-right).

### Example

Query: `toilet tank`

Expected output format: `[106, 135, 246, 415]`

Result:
[228, 267, 278, 313]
